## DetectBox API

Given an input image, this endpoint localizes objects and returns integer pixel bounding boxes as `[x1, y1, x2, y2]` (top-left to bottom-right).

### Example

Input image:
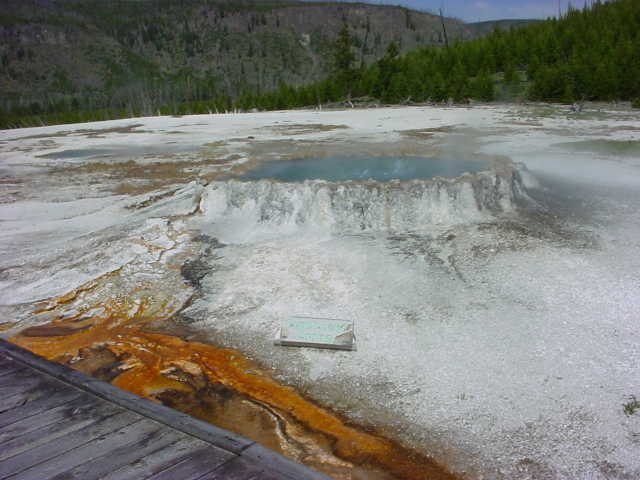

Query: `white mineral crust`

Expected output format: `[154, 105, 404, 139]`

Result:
[1, 104, 639, 479]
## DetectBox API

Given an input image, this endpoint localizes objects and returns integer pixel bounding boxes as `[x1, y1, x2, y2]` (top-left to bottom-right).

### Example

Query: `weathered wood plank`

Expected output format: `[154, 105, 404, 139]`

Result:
[0, 413, 141, 478]
[0, 369, 53, 397]
[0, 358, 37, 374]
[0, 340, 252, 454]
[241, 444, 331, 480]
[47, 429, 185, 480]
[0, 375, 75, 415]
[0, 393, 96, 445]
[0, 397, 121, 460]
[0, 386, 83, 429]
[204, 456, 283, 480]
[0, 357, 37, 380]
[80, 380, 251, 452]
[0, 354, 24, 377]
[0, 363, 28, 380]
[9, 418, 165, 480]
[99, 436, 220, 480]
[147, 445, 236, 480]
[0, 392, 32, 414]
[0, 340, 333, 480]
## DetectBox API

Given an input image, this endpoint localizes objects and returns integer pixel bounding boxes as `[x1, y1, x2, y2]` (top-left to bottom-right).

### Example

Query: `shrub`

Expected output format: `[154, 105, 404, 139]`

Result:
[623, 395, 640, 416]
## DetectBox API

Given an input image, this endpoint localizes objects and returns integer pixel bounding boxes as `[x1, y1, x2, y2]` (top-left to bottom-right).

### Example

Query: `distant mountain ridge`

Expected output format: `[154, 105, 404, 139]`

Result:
[0, 0, 478, 114]
[3, 0, 637, 128]
[468, 18, 542, 35]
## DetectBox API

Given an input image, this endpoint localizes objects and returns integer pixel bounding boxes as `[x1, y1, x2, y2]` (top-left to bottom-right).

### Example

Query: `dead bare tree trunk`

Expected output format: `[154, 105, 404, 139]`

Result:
[360, 16, 370, 69]
[439, 8, 449, 48]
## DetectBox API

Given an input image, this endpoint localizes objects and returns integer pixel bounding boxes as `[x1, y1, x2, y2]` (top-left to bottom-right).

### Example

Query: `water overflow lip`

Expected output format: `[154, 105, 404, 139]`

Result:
[237, 155, 490, 183]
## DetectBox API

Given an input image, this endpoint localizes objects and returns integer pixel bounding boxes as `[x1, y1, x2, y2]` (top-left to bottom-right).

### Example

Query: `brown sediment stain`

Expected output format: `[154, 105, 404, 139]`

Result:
[11, 286, 458, 480]
[20, 324, 93, 337]
[501, 121, 544, 127]
[203, 141, 228, 148]
[34, 280, 99, 312]
[124, 188, 181, 210]
[0, 322, 14, 332]
[51, 157, 232, 196]
[606, 125, 640, 132]
[268, 124, 350, 135]
[399, 126, 455, 139]
[0, 176, 23, 184]
[55, 158, 210, 178]
[9, 124, 150, 141]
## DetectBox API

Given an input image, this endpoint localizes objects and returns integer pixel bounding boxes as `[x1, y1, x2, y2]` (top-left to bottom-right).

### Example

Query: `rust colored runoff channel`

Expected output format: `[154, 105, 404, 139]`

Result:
[12, 287, 459, 480]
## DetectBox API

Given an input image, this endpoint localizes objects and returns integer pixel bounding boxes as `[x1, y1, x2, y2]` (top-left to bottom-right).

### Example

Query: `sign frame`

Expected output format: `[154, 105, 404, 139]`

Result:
[274, 316, 356, 351]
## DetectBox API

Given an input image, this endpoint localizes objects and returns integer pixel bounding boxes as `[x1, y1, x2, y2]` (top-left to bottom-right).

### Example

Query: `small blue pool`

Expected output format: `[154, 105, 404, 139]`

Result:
[238, 155, 487, 182]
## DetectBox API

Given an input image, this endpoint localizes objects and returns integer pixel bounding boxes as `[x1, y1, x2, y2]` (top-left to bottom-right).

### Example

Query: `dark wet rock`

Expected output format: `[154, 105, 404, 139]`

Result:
[181, 259, 211, 288]
[69, 345, 130, 382]
[20, 324, 92, 337]
[192, 234, 225, 253]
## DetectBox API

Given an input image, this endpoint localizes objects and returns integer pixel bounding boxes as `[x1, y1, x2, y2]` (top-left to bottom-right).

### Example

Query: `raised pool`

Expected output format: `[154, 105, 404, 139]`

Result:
[238, 155, 488, 182]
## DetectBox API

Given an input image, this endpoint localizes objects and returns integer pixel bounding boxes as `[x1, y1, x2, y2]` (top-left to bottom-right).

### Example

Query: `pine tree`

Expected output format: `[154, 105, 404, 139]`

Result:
[333, 23, 358, 102]
[472, 70, 495, 101]
[387, 72, 409, 103]
[376, 41, 400, 101]
[503, 58, 518, 85]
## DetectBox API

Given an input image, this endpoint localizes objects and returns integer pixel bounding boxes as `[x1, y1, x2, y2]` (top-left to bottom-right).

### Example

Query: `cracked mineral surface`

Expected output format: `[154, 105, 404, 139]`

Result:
[1, 103, 639, 479]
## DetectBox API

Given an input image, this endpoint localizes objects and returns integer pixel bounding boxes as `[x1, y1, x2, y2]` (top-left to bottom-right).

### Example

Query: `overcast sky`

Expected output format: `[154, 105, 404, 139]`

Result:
[337, 0, 599, 22]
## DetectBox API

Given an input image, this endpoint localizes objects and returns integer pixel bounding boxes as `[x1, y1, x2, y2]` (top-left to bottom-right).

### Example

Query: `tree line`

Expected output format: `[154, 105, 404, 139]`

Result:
[2, 0, 638, 128]
[271, 0, 639, 107]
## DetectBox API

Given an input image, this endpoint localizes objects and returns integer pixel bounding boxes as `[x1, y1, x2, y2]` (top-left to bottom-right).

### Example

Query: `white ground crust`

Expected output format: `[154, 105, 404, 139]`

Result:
[1, 104, 639, 479]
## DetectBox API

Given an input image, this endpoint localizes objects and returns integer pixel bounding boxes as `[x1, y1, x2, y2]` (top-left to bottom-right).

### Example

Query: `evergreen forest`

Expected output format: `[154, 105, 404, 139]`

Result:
[254, 0, 640, 109]
[2, 0, 639, 128]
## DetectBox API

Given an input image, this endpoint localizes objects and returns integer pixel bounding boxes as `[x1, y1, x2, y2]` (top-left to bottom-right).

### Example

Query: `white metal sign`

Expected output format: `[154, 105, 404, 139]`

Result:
[275, 316, 356, 351]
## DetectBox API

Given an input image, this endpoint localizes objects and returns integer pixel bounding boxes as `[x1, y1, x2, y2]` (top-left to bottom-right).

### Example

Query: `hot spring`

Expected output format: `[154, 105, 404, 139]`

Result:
[238, 155, 488, 182]
[197, 153, 526, 241]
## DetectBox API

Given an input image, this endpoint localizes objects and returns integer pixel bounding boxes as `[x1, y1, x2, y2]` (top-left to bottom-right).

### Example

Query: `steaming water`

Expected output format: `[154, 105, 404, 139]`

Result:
[238, 155, 488, 182]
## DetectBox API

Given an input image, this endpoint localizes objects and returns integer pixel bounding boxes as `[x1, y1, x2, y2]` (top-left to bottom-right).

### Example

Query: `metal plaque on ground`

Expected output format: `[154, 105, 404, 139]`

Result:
[275, 316, 356, 351]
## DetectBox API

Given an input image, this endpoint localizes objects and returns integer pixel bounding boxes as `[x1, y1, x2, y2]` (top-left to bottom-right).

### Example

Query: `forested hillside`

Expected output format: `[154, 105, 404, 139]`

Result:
[255, 0, 639, 108]
[0, 0, 473, 127]
[467, 19, 541, 36]
[2, 0, 638, 128]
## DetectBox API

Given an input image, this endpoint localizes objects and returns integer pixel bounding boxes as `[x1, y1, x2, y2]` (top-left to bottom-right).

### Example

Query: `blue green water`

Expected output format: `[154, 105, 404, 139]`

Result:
[239, 155, 487, 182]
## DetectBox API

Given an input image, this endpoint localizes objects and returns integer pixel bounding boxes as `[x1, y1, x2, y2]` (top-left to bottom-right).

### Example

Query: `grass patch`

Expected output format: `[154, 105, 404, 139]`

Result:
[400, 126, 455, 139]
[268, 124, 350, 135]
[623, 396, 640, 416]
[203, 141, 227, 148]
[556, 139, 640, 156]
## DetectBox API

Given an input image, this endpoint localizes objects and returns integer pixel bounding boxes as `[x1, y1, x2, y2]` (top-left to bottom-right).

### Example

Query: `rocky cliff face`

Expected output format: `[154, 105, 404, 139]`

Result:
[0, 0, 474, 111]
[197, 166, 526, 242]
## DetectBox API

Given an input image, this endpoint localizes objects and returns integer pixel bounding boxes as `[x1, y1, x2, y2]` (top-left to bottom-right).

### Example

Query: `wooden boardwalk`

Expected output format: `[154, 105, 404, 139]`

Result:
[0, 339, 331, 480]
